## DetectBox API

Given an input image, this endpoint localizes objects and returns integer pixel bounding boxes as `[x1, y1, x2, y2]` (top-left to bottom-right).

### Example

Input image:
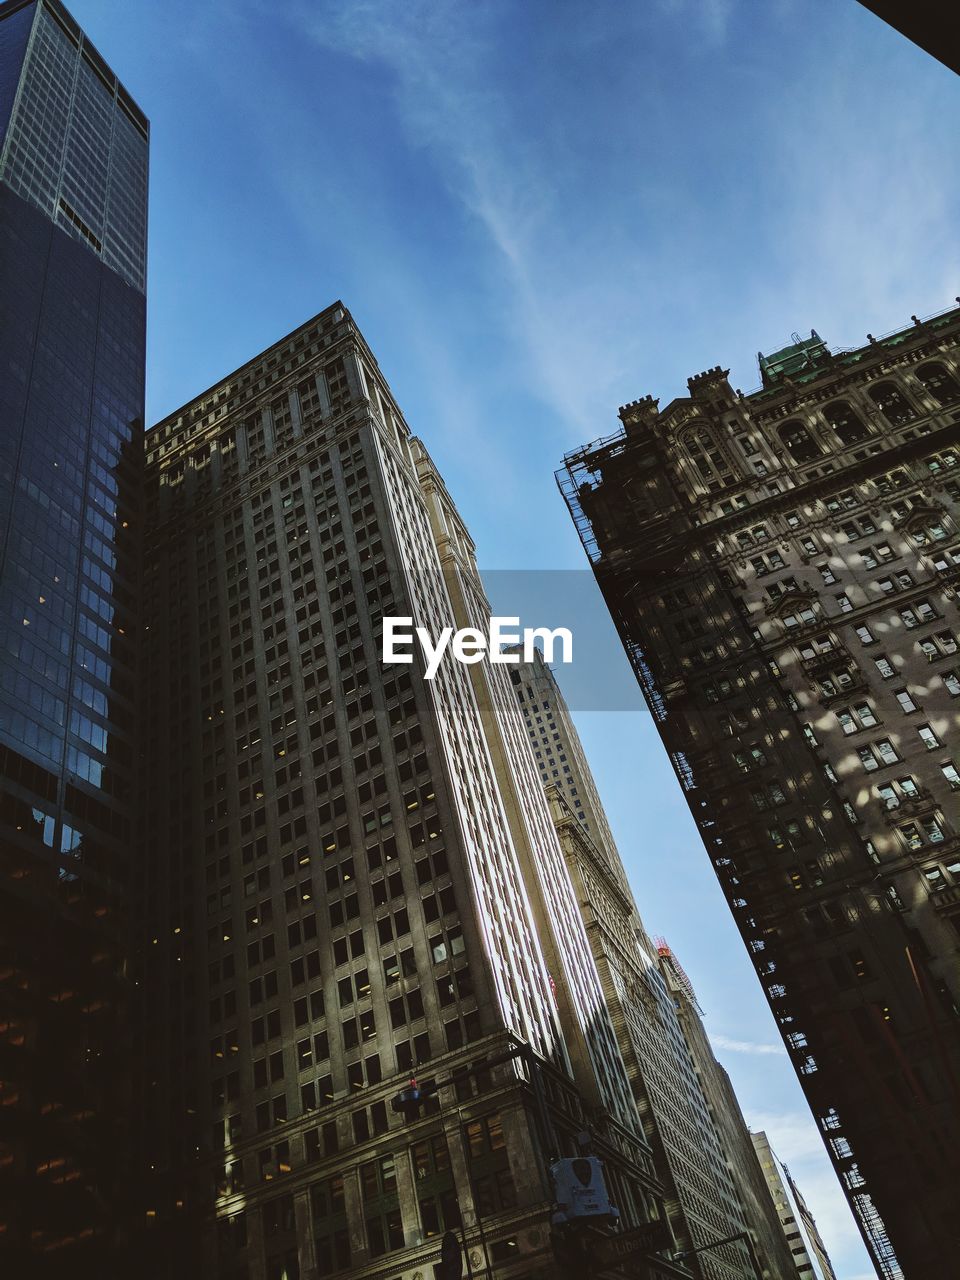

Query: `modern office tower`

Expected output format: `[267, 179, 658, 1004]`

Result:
[750, 1133, 823, 1280]
[0, 0, 147, 1273]
[559, 306, 960, 1279]
[656, 944, 806, 1280]
[514, 652, 767, 1280]
[138, 302, 687, 1280]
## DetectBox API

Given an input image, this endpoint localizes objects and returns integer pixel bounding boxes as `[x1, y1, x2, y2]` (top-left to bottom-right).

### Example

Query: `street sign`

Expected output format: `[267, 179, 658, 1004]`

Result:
[438, 1229, 463, 1280]
[592, 1219, 672, 1271]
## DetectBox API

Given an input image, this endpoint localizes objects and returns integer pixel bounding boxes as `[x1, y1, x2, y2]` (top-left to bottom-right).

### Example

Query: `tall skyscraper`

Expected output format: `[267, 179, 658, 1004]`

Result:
[0, 0, 147, 1272]
[137, 302, 691, 1280]
[559, 307, 960, 1278]
[514, 650, 799, 1280]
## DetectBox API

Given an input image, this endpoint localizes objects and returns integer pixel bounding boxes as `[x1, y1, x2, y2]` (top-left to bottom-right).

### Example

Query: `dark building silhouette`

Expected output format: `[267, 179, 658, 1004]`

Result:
[0, 0, 147, 1273]
[559, 307, 960, 1279]
[856, 2, 959, 76]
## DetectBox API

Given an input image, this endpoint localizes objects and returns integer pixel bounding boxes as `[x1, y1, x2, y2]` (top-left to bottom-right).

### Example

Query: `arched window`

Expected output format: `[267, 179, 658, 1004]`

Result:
[868, 382, 915, 427]
[823, 401, 868, 444]
[778, 421, 821, 463]
[917, 362, 960, 405]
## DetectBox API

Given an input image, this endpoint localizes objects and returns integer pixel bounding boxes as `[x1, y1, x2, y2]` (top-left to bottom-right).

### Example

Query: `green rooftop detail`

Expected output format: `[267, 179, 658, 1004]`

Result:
[757, 330, 831, 388]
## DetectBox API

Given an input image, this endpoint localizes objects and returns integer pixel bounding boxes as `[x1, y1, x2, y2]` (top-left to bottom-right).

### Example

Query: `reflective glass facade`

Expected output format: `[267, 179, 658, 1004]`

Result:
[0, 1, 147, 1271]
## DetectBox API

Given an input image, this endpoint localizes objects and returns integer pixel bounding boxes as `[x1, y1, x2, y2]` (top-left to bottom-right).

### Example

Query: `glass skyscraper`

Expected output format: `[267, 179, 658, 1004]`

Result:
[0, 0, 147, 1271]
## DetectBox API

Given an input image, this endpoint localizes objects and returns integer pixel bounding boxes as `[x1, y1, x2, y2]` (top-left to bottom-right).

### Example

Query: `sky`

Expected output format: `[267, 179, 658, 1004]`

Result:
[71, 2, 960, 1276]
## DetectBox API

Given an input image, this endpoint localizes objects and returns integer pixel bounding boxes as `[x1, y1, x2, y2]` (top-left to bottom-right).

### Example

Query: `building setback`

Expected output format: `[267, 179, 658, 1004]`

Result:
[136, 302, 693, 1280]
[513, 650, 798, 1280]
[559, 307, 960, 1279]
[0, 0, 147, 1272]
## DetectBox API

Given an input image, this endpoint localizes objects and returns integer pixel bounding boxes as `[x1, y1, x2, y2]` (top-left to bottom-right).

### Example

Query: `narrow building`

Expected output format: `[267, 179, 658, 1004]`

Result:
[750, 1132, 830, 1280]
[559, 307, 960, 1278]
[657, 943, 808, 1280]
[513, 649, 799, 1280]
[0, 0, 148, 1271]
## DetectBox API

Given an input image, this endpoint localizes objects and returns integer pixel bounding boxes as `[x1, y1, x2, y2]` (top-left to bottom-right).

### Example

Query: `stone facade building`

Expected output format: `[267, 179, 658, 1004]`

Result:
[559, 306, 960, 1279]
[136, 303, 689, 1280]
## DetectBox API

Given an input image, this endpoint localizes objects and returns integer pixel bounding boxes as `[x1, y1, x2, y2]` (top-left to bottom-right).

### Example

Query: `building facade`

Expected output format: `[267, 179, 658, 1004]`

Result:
[0, 0, 147, 1272]
[779, 1156, 838, 1280]
[749, 1132, 822, 1280]
[513, 651, 778, 1280]
[559, 307, 960, 1279]
[137, 303, 688, 1280]
[656, 945, 806, 1280]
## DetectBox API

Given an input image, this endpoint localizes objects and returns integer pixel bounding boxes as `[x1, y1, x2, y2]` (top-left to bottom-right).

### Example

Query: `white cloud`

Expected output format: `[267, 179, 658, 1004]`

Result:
[711, 1033, 786, 1056]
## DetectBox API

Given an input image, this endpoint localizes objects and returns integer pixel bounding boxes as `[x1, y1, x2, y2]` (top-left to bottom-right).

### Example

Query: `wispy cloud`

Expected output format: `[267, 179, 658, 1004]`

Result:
[711, 1033, 786, 1056]
[745, 1107, 867, 1264]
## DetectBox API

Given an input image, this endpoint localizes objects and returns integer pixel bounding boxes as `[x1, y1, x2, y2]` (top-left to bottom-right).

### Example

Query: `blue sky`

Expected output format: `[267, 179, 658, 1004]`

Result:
[74, 2, 960, 1275]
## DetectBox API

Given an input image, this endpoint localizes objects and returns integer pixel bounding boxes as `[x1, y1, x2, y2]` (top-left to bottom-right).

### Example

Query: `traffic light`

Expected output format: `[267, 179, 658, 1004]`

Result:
[391, 1075, 442, 1121]
[390, 1078, 423, 1120]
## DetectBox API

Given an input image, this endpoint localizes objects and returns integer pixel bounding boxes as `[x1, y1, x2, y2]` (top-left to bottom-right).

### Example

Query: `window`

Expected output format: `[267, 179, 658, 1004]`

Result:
[922, 817, 946, 844]
[835, 593, 853, 613]
[874, 656, 895, 679]
[917, 724, 940, 750]
[921, 631, 958, 660]
[917, 361, 960, 405]
[818, 564, 837, 584]
[837, 704, 876, 734]
[366, 1209, 404, 1257]
[901, 819, 945, 849]
[900, 600, 937, 629]
[783, 605, 819, 629]
[945, 670, 960, 697]
[877, 783, 898, 810]
[779, 421, 821, 463]
[841, 515, 877, 539]
[825, 401, 868, 444]
[941, 761, 960, 791]
[858, 746, 879, 772]
[876, 739, 899, 766]
[751, 551, 786, 576]
[877, 572, 913, 594]
[894, 689, 918, 714]
[869, 382, 915, 426]
[855, 625, 875, 646]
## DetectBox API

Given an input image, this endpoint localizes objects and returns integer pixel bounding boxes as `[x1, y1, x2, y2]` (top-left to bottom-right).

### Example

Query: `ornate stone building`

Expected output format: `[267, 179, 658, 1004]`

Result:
[136, 302, 687, 1280]
[559, 305, 960, 1279]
